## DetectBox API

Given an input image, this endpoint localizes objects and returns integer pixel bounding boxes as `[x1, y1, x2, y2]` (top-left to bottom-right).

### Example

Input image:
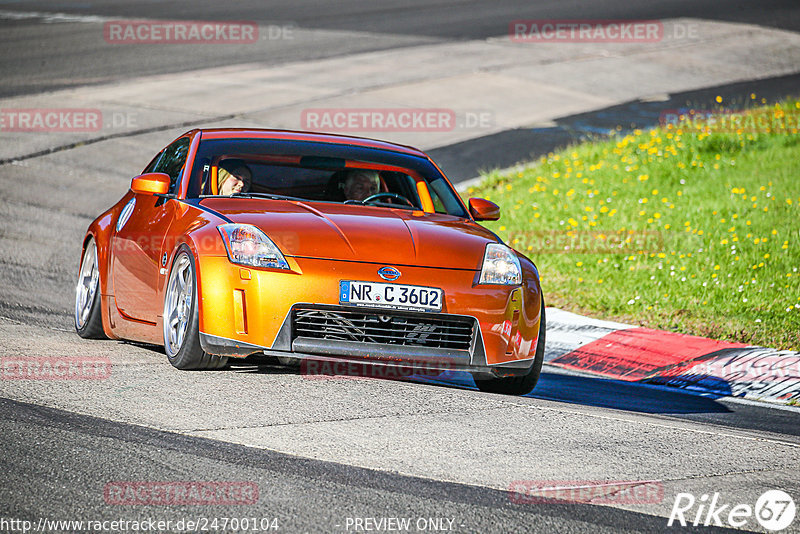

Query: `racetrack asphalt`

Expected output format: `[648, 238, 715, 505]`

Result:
[0, 396, 744, 534]
[1, 2, 800, 532]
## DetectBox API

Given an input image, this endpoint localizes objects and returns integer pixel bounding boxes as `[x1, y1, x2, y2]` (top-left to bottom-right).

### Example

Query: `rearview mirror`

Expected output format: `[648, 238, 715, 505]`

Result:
[130, 172, 171, 195]
[468, 198, 500, 221]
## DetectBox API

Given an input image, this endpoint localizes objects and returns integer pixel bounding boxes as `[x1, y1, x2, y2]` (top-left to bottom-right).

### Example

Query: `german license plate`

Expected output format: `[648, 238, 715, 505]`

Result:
[339, 281, 442, 312]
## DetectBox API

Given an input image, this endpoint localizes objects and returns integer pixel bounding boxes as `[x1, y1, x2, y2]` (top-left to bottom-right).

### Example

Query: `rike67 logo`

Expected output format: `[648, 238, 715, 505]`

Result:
[668, 490, 796, 531]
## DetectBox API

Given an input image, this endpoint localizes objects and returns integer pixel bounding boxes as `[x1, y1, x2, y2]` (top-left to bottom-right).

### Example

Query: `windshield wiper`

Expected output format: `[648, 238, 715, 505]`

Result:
[344, 199, 417, 211]
[229, 192, 307, 202]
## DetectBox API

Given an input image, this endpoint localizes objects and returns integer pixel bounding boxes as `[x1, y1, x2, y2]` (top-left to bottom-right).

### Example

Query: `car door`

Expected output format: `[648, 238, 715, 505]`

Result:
[111, 137, 190, 322]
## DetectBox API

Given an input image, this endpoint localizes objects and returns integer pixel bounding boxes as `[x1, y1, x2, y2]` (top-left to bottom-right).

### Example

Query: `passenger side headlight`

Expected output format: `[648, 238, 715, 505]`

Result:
[479, 243, 522, 285]
[217, 224, 289, 270]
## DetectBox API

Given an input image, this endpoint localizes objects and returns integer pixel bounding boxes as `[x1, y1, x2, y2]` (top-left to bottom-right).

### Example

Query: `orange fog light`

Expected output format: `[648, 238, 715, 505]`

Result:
[233, 289, 247, 334]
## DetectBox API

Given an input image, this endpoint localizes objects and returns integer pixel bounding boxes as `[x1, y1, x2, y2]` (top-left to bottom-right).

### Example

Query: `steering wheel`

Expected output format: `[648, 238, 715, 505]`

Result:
[362, 192, 414, 207]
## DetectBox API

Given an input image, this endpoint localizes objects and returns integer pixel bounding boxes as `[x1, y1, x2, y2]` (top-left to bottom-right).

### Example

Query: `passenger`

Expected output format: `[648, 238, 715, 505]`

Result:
[342, 170, 379, 201]
[218, 160, 252, 195]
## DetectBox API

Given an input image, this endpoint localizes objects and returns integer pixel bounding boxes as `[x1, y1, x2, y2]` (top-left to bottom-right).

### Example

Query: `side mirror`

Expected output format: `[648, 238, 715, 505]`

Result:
[130, 172, 171, 195]
[468, 198, 500, 221]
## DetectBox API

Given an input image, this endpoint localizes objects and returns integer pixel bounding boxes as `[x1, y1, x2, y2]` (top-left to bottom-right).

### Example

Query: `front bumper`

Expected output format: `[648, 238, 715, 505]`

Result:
[196, 255, 542, 377]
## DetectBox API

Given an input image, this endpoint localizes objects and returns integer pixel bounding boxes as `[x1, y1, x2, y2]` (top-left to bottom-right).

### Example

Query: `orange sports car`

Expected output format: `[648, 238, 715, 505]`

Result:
[75, 129, 545, 394]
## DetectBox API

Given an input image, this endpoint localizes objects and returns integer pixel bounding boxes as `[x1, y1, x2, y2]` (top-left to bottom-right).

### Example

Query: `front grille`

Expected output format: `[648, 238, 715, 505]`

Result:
[292, 307, 474, 351]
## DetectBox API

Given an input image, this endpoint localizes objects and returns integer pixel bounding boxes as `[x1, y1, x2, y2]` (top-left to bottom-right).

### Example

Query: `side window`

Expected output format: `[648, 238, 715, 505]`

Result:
[142, 151, 164, 174]
[429, 177, 461, 215]
[153, 137, 191, 194]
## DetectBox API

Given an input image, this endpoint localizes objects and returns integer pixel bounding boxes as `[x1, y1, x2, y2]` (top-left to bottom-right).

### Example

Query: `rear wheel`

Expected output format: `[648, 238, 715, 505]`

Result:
[74, 238, 106, 339]
[163, 248, 228, 370]
[473, 299, 546, 395]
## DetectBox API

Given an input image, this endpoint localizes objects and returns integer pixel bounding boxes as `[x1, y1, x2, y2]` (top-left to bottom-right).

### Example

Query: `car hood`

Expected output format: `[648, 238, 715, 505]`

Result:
[200, 198, 498, 270]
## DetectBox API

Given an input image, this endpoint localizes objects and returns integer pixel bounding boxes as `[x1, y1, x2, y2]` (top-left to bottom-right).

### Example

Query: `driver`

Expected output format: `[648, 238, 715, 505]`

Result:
[342, 170, 379, 201]
[218, 160, 252, 196]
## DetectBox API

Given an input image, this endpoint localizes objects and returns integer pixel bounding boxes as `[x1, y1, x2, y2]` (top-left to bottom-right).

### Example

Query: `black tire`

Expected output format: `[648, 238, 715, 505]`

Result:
[473, 299, 546, 395]
[163, 247, 228, 370]
[75, 238, 107, 339]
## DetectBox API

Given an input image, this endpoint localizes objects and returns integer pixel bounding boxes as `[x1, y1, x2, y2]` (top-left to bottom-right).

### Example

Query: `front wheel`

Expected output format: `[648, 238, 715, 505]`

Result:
[473, 299, 546, 395]
[163, 247, 228, 370]
[74, 238, 106, 339]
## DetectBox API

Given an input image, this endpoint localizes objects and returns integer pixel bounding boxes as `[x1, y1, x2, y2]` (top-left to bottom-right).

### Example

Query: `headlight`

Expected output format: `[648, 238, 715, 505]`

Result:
[479, 243, 522, 285]
[217, 224, 290, 270]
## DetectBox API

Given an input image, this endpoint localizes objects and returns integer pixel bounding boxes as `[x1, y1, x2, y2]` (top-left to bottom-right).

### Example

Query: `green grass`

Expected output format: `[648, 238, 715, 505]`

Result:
[469, 100, 800, 350]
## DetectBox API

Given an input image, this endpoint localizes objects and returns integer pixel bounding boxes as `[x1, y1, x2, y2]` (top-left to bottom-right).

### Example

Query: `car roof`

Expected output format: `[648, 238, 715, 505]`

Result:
[192, 128, 428, 158]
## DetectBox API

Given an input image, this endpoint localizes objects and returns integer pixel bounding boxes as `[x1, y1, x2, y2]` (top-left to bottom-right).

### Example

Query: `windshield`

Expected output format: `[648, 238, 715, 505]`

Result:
[186, 138, 468, 218]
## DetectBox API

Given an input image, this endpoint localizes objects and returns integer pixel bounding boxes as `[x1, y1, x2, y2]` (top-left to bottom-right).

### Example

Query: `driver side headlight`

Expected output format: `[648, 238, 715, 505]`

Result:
[217, 224, 290, 270]
[479, 243, 522, 285]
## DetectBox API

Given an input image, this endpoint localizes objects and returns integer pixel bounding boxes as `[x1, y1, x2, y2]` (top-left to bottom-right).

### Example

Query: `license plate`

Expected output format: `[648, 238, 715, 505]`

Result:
[339, 281, 443, 312]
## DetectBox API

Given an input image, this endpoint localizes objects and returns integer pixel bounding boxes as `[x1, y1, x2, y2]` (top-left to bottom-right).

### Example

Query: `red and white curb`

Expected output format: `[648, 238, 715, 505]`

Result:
[545, 308, 800, 404]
